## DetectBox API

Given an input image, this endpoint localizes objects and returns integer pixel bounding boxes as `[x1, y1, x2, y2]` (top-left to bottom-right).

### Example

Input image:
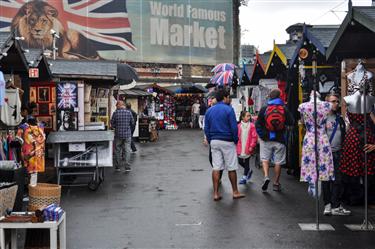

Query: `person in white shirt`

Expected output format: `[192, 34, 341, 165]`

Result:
[191, 100, 200, 128]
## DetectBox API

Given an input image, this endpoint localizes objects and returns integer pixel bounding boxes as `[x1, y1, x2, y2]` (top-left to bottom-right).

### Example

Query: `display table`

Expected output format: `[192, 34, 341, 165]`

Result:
[0, 213, 66, 249]
[47, 131, 114, 190]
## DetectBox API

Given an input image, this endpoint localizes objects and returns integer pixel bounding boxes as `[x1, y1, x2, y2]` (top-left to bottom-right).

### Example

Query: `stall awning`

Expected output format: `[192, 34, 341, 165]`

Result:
[117, 88, 151, 97]
[167, 83, 208, 94]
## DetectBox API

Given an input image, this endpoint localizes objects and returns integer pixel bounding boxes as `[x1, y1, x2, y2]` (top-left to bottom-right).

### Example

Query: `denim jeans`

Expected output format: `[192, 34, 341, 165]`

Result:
[114, 137, 131, 169]
[322, 151, 345, 208]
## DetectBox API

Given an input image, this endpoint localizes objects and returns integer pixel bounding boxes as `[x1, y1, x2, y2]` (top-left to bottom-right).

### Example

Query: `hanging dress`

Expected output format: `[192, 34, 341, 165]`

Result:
[340, 112, 375, 176]
[298, 101, 334, 183]
[16, 123, 46, 173]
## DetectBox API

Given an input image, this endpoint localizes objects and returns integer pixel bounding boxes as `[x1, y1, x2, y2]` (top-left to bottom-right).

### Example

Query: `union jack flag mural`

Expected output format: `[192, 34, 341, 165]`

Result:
[0, 0, 136, 59]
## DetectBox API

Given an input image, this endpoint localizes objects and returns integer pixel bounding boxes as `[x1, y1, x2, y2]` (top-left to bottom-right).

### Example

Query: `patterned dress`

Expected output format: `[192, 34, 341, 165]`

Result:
[340, 112, 375, 176]
[298, 101, 334, 183]
[16, 123, 46, 173]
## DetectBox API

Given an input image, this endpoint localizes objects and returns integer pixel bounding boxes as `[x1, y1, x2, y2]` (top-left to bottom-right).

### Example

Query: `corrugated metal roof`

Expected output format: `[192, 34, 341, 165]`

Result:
[355, 7, 375, 31]
[49, 59, 117, 77]
[259, 52, 271, 66]
[24, 49, 43, 66]
[326, 6, 375, 60]
[307, 26, 339, 48]
[278, 44, 298, 60]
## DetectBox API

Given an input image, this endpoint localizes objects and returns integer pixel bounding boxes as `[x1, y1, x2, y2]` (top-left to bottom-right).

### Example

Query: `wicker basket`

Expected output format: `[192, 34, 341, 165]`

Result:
[28, 183, 61, 211]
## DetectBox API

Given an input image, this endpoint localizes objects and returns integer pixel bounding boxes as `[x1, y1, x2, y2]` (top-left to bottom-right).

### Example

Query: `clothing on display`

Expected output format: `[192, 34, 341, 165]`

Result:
[16, 123, 46, 173]
[340, 112, 375, 176]
[277, 80, 287, 103]
[251, 85, 271, 112]
[340, 90, 375, 176]
[0, 131, 17, 161]
[0, 88, 22, 127]
[0, 71, 5, 106]
[298, 95, 334, 183]
[347, 64, 373, 96]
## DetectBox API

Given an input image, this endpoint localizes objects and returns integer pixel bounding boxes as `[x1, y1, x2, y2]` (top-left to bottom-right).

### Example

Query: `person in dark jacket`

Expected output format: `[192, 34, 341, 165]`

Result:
[126, 102, 138, 152]
[204, 89, 245, 201]
[255, 88, 294, 192]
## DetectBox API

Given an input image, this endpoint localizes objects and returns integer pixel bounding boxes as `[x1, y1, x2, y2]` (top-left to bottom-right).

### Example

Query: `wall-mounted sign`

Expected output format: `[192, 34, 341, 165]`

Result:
[29, 68, 39, 78]
[1, 0, 233, 65]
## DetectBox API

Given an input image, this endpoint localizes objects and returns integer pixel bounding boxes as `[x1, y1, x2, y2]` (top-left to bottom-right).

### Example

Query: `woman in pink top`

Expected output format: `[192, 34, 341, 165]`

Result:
[237, 111, 258, 184]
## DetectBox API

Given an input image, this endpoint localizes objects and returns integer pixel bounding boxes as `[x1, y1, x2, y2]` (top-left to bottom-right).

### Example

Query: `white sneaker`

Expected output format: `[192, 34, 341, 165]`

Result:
[332, 205, 351, 216]
[324, 204, 332, 216]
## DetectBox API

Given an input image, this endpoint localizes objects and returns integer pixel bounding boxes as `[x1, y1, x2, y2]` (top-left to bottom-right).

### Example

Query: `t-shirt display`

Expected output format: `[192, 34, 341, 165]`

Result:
[1, 89, 22, 127]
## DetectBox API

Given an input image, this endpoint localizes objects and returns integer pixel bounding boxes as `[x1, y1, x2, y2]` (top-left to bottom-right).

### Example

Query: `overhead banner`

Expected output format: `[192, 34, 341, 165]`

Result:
[0, 0, 233, 65]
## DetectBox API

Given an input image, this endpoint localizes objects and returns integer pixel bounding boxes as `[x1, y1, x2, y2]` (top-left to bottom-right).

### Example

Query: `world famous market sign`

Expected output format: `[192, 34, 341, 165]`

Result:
[0, 0, 233, 65]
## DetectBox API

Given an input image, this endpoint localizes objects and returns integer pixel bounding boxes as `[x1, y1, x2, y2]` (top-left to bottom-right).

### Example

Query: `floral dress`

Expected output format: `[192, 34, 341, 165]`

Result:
[298, 101, 334, 183]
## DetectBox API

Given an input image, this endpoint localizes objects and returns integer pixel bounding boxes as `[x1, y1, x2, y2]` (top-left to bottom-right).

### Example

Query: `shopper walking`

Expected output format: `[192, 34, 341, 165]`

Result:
[191, 99, 200, 128]
[204, 89, 245, 201]
[126, 102, 138, 153]
[204, 92, 223, 181]
[256, 89, 294, 192]
[237, 111, 258, 184]
[323, 94, 351, 216]
[199, 99, 207, 129]
[111, 101, 134, 172]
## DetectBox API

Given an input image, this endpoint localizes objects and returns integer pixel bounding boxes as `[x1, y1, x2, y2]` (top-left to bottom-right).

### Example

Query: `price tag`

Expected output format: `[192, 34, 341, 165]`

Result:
[69, 143, 86, 152]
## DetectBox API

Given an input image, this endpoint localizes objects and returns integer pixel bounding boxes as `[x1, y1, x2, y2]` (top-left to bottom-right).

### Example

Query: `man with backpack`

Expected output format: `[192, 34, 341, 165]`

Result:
[255, 89, 294, 192]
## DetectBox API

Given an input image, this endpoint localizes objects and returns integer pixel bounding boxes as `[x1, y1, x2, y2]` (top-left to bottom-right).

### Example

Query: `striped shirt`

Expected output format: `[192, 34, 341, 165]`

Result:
[111, 108, 134, 139]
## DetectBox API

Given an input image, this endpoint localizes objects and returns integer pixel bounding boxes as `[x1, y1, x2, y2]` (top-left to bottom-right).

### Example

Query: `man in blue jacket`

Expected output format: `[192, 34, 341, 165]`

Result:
[204, 89, 245, 201]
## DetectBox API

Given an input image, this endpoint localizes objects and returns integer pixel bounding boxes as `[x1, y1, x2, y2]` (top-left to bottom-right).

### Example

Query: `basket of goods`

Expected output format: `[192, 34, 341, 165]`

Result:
[28, 183, 61, 211]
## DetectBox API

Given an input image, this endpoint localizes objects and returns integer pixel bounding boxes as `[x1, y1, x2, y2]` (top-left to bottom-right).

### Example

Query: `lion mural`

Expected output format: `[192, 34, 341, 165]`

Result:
[11, 0, 98, 59]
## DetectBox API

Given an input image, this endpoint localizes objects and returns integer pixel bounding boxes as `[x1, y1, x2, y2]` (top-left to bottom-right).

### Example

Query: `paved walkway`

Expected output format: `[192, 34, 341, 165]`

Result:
[61, 130, 375, 249]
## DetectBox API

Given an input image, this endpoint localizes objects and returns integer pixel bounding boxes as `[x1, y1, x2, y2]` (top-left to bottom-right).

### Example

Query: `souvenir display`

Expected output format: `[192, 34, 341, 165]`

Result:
[57, 82, 78, 109]
[57, 110, 78, 131]
[38, 87, 50, 103]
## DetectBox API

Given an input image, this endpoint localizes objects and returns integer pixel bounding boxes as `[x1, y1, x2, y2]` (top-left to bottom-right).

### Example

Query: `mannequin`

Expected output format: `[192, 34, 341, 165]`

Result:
[344, 90, 375, 114]
[340, 82, 375, 176]
[298, 91, 334, 191]
[347, 62, 373, 96]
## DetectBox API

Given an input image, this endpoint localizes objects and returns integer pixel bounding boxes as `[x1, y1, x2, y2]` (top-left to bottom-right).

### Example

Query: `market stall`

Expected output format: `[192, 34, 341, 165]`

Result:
[168, 83, 206, 128]
[45, 60, 138, 188]
[139, 83, 176, 130]
[112, 85, 152, 138]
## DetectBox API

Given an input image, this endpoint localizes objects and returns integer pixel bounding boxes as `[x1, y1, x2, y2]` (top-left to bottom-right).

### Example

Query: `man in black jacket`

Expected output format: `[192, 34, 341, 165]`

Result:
[255, 89, 294, 192]
[126, 103, 138, 152]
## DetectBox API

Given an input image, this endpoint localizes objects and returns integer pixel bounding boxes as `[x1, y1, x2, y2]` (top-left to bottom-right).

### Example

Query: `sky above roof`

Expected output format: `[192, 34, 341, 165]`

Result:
[240, 0, 373, 53]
